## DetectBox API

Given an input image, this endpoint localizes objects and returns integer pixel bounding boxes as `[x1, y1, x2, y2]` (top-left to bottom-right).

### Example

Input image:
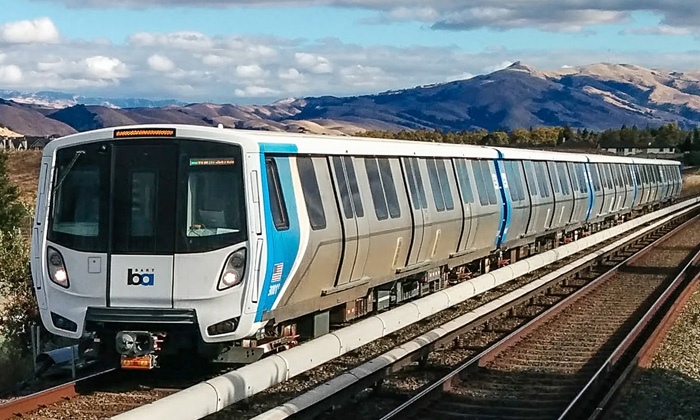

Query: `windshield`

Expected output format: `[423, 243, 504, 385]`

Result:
[48, 144, 110, 252]
[48, 139, 246, 254]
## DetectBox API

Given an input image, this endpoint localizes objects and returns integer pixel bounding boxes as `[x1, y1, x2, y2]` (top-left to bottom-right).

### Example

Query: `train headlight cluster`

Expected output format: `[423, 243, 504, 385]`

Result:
[218, 248, 246, 290]
[47, 247, 69, 288]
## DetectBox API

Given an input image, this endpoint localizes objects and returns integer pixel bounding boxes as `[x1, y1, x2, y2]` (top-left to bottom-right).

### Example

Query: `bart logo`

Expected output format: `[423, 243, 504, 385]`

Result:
[127, 268, 155, 286]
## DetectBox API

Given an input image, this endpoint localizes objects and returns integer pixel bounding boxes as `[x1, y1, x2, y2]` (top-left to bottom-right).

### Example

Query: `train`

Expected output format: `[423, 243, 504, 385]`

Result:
[30, 125, 682, 368]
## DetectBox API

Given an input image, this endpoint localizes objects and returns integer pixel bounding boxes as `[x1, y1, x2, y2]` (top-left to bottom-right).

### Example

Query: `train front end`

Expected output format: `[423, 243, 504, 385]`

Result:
[31, 126, 263, 369]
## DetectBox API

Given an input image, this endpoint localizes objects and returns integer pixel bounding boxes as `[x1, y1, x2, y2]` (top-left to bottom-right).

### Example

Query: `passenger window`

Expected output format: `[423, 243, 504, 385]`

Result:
[535, 161, 550, 198]
[556, 162, 571, 196]
[343, 157, 364, 218]
[633, 165, 641, 185]
[589, 164, 601, 192]
[437, 160, 454, 211]
[413, 158, 428, 209]
[568, 163, 580, 193]
[576, 164, 588, 194]
[427, 159, 446, 212]
[471, 160, 489, 206]
[455, 159, 474, 204]
[378, 158, 401, 219]
[523, 161, 538, 197]
[547, 162, 561, 194]
[505, 161, 524, 202]
[332, 156, 353, 218]
[365, 158, 389, 220]
[265, 158, 289, 231]
[481, 160, 498, 205]
[297, 157, 326, 230]
[403, 157, 421, 211]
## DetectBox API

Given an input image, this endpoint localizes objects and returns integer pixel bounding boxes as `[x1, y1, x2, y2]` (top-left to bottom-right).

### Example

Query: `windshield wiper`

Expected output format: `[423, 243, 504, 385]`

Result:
[52, 150, 85, 199]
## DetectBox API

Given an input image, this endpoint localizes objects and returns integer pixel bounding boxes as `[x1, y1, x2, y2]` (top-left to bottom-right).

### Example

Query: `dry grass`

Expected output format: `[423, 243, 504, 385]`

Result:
[4, 150, 42, 209]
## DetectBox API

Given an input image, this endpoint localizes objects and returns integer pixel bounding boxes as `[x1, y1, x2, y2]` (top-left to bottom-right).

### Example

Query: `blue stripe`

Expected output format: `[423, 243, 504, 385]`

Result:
[493, 156, 510, 247]
[584, 163, 594, 222]
[255, 143, 300, 322]
[631, 165, 638, 205]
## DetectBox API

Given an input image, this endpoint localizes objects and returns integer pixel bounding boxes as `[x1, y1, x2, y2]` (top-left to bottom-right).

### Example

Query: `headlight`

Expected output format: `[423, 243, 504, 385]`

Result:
[218, 248, 246, 290]
[47, 247, 69, 288]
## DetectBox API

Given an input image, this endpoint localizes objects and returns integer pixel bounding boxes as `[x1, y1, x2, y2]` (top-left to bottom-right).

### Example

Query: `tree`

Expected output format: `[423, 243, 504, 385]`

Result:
[0, 152, 28, 232]
[0, 229, 37, 351]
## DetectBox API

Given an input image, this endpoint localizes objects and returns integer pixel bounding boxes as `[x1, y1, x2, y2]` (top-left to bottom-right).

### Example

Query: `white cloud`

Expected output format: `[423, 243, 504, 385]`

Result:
[235, 64, 266, 79]
[295, 52, 333, 74]
[0, 65, 23, 83]
[85, 56, 128, 79]
[482, 61, 514, 73]
[129, 31, 213, 50]
[0, 17, 59, 44]
[201, 54, 234, 67]
[147, 54, 175, 72]
[622, 25, 694, 36]
[234, 85, 280, 97]
[278, 67, 304, 81]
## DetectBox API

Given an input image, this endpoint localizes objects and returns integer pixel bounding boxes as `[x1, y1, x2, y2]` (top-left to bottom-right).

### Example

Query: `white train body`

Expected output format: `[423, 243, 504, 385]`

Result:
[30, 125, 682, 365]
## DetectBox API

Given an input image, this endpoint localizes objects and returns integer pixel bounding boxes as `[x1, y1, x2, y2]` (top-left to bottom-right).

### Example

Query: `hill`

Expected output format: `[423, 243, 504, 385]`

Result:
[1, 62, 700, 136]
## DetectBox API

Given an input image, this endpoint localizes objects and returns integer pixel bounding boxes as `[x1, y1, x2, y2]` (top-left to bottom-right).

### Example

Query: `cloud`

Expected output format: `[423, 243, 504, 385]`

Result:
[147, 54, 175, 72]
[85, 56, 129, 79]
[2, 27, 700, 104]
[295, 52, 333, 74]
[234, 85, 279, 98]
[0, 65, 23, 83]
[30, 1, 700, 33]
[235, 64, 267, 79]
[0, 17, 59, 44]
[622, 25, 694, 36]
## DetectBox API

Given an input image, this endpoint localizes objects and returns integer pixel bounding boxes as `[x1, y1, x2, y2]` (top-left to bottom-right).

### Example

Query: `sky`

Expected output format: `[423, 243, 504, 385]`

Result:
[0, 0, 699, 104]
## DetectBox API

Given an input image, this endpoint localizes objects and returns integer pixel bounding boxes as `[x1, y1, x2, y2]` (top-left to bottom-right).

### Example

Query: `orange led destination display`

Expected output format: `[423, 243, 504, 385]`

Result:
[190, 158, 236, 166]
[113, 128, 176, 138]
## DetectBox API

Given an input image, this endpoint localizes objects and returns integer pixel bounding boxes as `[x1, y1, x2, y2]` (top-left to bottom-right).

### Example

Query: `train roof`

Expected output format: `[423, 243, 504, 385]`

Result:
[44, 124, 682, 166]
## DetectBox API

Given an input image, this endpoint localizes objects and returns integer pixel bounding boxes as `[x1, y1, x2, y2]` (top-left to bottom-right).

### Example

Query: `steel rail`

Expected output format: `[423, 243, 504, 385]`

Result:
[377, 213, 699, 420]
[0, 368, 115, 420]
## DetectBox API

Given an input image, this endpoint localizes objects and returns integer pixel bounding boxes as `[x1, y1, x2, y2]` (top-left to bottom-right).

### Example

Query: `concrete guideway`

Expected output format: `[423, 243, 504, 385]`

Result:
[111, 197, 700, 420]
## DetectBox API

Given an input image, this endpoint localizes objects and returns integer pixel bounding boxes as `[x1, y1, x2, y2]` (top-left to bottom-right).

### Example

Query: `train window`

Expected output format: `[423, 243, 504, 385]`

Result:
[547, 162, 561, 194]
[505, 161, 524, 202]
[379, 159, 401, 219]
[297, 157, 326, 230]
[523, 161, 538, 197]
[266, 158, 289, 231]
[625, 165, 634, 187]
[599, 164, 611, 190]
[556, 162, 571, 196]
[48, 144, 110, 252]
[589, 164, 601, 192]
[403, 158, 421, 210]
[344, 157, 364, 218]
[437, 160, 455, 210]
[130, 171, 157, 238]
[365, 158, 389, 220]
[412, 158, 428, 209]
[454, 159, 475, 204]
[471, 160, 489, 206]
[426, 159, 446, 212]
[633, 165, 641, 185]
[575, 164, 588, 194]
[332, 157, 353, 219]
[481, 161, 498, 205]
[535, 161, 551, 198]
[567, 163, 580, 193]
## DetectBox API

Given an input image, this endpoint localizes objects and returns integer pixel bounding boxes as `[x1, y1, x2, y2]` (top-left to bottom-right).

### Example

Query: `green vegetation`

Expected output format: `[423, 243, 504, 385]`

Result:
[359, 123, 699, 151]
[0, 151, 36, 390]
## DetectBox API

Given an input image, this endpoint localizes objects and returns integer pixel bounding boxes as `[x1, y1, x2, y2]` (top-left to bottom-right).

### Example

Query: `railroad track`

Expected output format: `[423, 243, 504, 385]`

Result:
[0, 365, 227, 420]
[4, 202, 698, 420]
[368, 214, 700, 420]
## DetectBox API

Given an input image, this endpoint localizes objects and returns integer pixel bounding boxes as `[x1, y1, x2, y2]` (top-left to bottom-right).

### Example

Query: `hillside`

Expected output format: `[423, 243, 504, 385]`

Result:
[1, 62, 700, 136]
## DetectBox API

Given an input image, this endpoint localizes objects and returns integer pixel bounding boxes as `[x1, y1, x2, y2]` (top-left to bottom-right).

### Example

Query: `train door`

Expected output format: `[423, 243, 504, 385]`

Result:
[453, 159, 475, 253]
[331, 156, 370, 286]
[109, 144, 177, 308]
[402, 157, 429, 267]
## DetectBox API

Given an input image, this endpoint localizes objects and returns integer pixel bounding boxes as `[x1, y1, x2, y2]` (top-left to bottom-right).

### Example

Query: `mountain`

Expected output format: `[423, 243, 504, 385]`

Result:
[2, 62, 700, 137]
[0, 90, 185, 109]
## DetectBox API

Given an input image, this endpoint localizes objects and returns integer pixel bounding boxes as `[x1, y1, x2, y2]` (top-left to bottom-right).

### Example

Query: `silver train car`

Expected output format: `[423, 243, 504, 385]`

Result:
[30, 125, 682, 368]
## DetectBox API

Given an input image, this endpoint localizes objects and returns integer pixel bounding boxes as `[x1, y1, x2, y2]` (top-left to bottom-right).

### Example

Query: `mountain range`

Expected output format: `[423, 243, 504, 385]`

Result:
[2, 62, 700, 138]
